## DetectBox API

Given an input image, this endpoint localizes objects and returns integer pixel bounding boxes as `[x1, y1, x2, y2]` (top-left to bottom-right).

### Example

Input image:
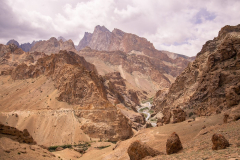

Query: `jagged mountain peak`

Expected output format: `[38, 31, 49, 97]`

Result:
[94, 25, 110, 33]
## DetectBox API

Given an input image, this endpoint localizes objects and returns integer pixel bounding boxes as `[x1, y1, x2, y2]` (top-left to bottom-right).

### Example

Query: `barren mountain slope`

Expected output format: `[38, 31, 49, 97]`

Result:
[154, 24, 240, 122]
[0, 47, 133, 146]
[79, 47, 191, 96]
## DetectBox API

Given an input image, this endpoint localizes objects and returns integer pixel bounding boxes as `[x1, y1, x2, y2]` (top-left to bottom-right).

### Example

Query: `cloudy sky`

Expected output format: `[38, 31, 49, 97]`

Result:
[0, 0, 239, 56]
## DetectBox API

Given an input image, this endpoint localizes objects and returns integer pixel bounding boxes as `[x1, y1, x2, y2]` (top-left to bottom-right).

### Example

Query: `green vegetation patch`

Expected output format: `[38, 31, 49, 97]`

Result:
[149, 110, 154, 114]
[139, 107, 149, 112]
[48, 142, 91, 152]
[95, 145, 111, 150]
[141, 97, 154, 103]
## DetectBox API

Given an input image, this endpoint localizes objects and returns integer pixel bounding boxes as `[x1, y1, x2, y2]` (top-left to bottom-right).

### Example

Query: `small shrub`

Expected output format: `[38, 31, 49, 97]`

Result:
[139, 107, 149, 112]
[96, 145, 111, 149]
[149, 110, 154, 114]
[188, 112, 194, 117]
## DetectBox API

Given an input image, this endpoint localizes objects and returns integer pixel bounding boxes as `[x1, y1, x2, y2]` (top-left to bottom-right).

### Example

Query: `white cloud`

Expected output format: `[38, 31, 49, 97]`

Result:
[1, 0, 240, 56]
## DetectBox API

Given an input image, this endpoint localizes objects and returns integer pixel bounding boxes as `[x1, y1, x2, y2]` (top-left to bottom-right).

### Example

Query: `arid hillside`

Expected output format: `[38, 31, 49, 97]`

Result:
[154, 24, 240, 123]
[0, 46, 134, 146]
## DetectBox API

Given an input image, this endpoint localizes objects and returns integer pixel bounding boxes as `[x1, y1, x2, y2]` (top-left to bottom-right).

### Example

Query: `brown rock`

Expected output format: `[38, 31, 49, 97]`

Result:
[127, 140, 162, 160]
[212, 133, 229, 150]
[172, 107, 186, 123]
[146, 122, 153, 128]
[103, 72, 142, 110]
[223, 113, 229, 123]
[166, 132, 183, 155]
[55, 146, 64, 151]
[161, 108, 171, 124]
[157, 118, 163, 126]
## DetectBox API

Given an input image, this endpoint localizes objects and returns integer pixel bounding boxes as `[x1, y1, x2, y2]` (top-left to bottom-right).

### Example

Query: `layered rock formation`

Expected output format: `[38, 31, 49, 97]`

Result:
[154, 24, 240, 121]
[30, 37, 76, 54]
[79, 48, 192, 96]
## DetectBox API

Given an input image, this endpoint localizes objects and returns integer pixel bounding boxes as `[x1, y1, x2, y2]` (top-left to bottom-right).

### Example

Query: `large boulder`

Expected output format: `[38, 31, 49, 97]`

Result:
[172, 107, 186, 123]
[212, 134, 229, 150]
[146, 122, 153, 128]
[128, 140, 162, 160]
[166, 132, 183, 154]
[160, 107, 186, 124]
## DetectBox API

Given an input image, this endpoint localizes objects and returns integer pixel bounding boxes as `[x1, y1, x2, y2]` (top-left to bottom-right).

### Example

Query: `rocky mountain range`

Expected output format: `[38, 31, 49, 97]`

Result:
[6, 36, 69, 53]
[77, 26, 194, 96]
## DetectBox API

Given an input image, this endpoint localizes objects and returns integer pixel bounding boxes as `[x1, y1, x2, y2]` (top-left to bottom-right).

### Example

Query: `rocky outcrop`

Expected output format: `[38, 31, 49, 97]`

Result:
[103, 72, 143, 110]
[158, 107, 186, 124]
[166, 132, 183, 154]
[146, 122, 153, 128]
[76, 32, 93, 51]
[154, 24, 240, 118]
[127, 140, 162, 160]
[0, 123, 36, 144]
[212, 134, 229, 150]
[30, 37, 76, 54]
[116, 104, 146, 131]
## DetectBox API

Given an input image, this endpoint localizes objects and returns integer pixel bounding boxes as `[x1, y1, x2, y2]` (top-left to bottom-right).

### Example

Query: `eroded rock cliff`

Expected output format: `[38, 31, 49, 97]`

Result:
[154, 24, 240, 122]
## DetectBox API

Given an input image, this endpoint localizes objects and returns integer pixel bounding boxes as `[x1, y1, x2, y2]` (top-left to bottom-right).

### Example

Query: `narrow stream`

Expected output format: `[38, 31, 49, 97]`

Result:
[137, 102, 157, 127]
